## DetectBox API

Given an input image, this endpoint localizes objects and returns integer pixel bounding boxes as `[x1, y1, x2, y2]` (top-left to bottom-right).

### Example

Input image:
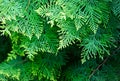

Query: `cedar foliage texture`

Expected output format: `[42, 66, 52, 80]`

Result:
[0, 0, 120, 81]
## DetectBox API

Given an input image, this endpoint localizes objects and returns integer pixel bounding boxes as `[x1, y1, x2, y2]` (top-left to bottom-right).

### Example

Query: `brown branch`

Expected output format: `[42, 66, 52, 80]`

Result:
[89, 46, 120, 79]
[89, 56, 109, 79]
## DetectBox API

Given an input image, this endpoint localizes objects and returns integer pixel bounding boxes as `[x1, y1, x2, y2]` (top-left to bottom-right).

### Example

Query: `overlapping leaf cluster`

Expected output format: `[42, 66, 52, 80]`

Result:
[0, 0, 120, 81]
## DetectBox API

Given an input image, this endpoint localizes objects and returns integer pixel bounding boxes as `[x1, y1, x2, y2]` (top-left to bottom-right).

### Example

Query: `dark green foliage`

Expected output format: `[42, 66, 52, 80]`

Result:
[0, 0, 120, 81]
[0, 34, 11, 63]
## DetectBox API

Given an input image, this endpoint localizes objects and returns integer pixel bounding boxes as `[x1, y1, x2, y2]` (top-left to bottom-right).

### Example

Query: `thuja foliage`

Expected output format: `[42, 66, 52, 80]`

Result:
[0, 0, 120, 81]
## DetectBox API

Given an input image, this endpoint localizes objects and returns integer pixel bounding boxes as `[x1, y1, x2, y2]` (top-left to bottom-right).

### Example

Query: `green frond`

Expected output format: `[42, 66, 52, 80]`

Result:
[83, 0, 110, 33]
[9, 25, 58, 60]
[63, 59, 98, 81]
[58, 19, 80, 49]
[0, 0, 120, 81]
[0, 60, 21, 80]
[81, 34, 111, 63]
[0, 0, 24, 21]
[4, 11, 43, 39]
[112, 0, 120, 19]
[0, 53, 65, 81]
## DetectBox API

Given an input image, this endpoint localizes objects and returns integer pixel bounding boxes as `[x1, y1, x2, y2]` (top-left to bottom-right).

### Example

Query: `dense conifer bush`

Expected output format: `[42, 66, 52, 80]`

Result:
[0, 0, 120, 81]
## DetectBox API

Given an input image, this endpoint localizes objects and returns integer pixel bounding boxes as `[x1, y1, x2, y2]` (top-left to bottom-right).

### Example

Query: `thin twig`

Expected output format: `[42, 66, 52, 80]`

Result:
[12, 59, 27, 67]
[89, 56, 109, 79]
[89, 46, 120, 79]
[25, 0, 30, 10]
